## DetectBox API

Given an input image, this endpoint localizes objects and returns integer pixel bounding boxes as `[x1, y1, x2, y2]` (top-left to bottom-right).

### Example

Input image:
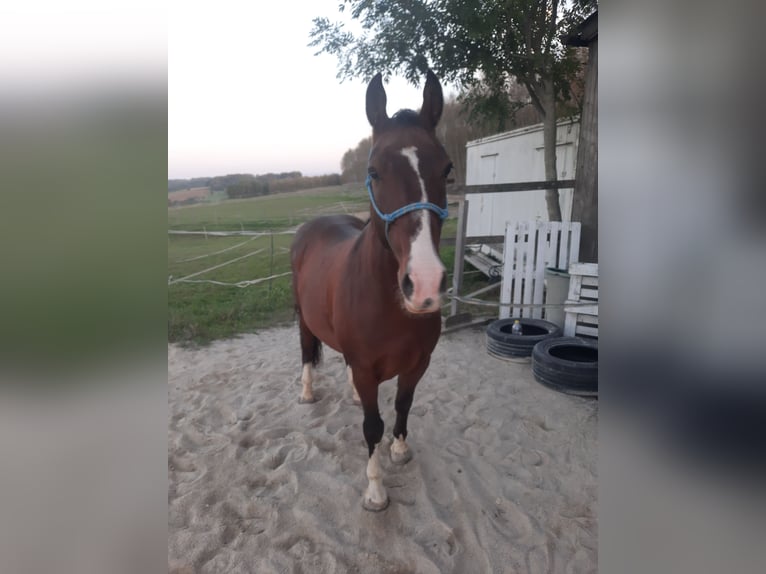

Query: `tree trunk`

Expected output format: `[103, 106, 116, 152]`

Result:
[541, 77, 562, 221]
[571, 38, 598, 261]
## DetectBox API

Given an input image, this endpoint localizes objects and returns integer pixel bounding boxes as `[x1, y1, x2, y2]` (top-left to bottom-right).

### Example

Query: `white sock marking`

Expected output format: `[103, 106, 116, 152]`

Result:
[347, 366, 360, 403]
[365, 443, 387, 506]
[301, 363, 313, 401]
[391, 435, 410, 457]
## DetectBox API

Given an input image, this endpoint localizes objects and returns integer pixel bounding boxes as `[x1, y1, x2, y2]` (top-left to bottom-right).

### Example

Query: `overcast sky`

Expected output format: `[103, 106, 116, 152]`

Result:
[168, 0, 451, 179]
[0, 1, 452, 180]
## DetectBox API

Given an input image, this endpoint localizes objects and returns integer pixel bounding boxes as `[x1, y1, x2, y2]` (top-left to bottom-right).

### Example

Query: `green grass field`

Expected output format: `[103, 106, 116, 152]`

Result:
[168, 185, 493, 345]
[168, 183, 369, 232]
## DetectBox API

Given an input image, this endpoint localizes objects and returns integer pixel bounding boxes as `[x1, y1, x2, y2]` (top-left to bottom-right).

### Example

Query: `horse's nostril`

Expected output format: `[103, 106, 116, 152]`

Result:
[439, 272, 447, 294]
[401, 273, 414, 299]
[422, 298, 433, 309]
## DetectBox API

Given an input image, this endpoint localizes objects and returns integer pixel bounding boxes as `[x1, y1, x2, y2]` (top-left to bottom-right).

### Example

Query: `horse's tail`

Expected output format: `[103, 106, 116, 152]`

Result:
[297, 314, 322, 368]
[306, 333, 323, 368]
[290, 225, 322, 367]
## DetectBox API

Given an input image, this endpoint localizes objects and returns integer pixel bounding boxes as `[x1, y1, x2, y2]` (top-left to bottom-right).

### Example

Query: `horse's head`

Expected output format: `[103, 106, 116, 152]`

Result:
[365, 70, 452, 315]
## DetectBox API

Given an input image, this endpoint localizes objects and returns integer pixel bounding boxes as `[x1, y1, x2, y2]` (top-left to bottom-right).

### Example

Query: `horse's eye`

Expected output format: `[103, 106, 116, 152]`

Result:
[367, 168, 380, 180]
[443, 163, 453, 179]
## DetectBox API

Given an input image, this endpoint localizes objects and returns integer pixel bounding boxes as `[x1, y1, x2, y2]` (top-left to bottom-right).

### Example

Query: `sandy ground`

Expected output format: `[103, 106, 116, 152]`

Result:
[168, 325, 597, 573]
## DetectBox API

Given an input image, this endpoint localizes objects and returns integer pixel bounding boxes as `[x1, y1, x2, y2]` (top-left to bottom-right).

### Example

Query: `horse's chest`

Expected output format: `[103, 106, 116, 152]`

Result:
[343, 318, 440, 380]
[378, 338, 432, 379]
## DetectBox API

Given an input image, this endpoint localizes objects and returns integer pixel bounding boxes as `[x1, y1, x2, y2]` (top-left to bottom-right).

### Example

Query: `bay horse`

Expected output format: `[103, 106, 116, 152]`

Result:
[290, 70, 452, 511]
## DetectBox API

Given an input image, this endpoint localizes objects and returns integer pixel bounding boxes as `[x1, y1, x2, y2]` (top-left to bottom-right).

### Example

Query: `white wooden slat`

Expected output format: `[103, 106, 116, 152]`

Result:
[581, 276, 599, 287]
[499, 221, 517, 320]
[574, 325, 599, 337]
[506, 224, 516, 318]
[522, 222, 536, 318]
[564, 303, 598, 315]
[546, 221, 561, 267]
[568, 262, 598, 276]
[580, 288, 599, 300]
[567, 275, 583, 301]
[531, 221, 549, 319]
[568, 222, 581, 267]
[511, 222, 527, 317]
[557, 222, 571, 270]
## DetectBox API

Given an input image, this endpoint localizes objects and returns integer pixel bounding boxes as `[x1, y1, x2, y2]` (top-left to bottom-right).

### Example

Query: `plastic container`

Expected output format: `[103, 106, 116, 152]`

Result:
[544, 267, 571, 328]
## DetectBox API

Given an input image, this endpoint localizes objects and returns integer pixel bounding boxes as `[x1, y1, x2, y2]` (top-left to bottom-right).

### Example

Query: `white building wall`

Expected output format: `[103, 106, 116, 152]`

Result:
[465, 120, 579, 237]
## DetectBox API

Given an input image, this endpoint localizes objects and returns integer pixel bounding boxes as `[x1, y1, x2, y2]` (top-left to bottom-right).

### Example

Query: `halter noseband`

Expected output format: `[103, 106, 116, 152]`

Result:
[365, 174, 449, 244]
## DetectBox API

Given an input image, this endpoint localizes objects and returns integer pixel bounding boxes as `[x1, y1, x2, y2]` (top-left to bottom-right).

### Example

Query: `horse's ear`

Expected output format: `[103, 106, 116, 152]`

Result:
[366, 73, 388, 130]
[420, 69, 443, 131]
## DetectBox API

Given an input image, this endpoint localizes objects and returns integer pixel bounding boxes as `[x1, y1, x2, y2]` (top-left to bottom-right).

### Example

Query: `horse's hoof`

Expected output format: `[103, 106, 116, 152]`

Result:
[298, 396, 317, 404]
[362, 495, 390, 512]
[390, 437, 412, 465]
[390, 448, 412, 465]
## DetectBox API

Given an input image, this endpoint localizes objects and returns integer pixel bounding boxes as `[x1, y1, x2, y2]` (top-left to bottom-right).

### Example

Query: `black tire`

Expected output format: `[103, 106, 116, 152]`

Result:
[486, 318, 562, 360]
[532, 337, 598, 397]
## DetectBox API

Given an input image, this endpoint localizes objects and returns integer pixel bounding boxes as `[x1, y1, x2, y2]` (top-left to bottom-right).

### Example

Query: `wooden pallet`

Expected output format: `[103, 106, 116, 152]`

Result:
[563, 262, 598, 339]
[499, 221, 581, 320]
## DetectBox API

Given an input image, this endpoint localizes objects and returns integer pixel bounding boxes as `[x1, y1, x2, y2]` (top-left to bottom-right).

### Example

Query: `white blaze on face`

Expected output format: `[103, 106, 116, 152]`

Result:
[400, 146, 445, 311]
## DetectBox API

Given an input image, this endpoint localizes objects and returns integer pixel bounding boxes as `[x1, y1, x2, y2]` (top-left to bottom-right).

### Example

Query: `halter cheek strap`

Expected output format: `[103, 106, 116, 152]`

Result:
[365, 174, 449, 244]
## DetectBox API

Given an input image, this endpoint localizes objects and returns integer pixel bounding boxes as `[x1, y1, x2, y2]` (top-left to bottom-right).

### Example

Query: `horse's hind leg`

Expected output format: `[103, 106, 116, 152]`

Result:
[344, 358, 361, 404]
[391, 360, 430, 464]
[298, 316, 322, 404]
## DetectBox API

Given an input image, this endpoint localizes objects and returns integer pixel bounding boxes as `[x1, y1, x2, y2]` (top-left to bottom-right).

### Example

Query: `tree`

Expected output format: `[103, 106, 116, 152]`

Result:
[310, 0, 595, 221]
[340, 136, 372, 183]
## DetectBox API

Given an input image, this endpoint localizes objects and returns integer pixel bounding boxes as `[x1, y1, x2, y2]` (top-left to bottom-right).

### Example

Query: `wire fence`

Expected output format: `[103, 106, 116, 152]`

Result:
[168, 229, 298, 237]
[168, 230, 593, 311]
[167, 247, 268, 285]
[168, 227, 296, 291]
[169, 271, 294, 288]
[174, 235, 262, 263]
[448, 295, 595, 309]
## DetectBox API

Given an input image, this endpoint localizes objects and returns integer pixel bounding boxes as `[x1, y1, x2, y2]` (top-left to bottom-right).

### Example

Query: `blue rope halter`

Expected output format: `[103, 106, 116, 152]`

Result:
[365, 174, 449, 244]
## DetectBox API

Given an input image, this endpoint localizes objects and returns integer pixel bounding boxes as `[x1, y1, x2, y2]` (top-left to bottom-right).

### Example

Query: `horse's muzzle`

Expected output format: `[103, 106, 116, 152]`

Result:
[401, 270, 447, 313]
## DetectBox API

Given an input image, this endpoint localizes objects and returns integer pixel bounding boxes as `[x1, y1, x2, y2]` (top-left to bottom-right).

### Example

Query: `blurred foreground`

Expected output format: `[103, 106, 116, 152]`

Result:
[1, 2, 765, 573]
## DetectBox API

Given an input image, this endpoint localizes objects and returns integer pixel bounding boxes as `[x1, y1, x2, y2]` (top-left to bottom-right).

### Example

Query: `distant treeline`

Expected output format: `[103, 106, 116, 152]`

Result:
[228, 173, 342, 198]
[168, 171, 342, 199]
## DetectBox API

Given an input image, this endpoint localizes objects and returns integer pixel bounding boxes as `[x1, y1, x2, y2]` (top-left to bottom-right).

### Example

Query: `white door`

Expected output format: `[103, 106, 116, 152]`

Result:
[476, 154, 498, 233]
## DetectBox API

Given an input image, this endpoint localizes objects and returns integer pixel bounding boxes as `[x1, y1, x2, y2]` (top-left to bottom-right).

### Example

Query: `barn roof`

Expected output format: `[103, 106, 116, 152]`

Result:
[562, 10, 598, 47]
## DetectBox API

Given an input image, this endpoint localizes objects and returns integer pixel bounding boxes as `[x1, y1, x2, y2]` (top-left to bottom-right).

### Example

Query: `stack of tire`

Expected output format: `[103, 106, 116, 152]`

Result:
[531, 336, 598, 397]
[486, 318, 598, 397]
[486, 318, 561, 361]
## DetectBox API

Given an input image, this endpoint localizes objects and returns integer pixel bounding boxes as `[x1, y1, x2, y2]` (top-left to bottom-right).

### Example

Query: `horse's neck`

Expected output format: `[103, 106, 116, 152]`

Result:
[349, 224, 399, 299]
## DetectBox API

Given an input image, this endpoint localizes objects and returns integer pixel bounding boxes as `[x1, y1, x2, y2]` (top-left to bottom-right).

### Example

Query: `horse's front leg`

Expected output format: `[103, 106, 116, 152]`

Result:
[354, 369, 388, 511]
[391, 359, 430, 465]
